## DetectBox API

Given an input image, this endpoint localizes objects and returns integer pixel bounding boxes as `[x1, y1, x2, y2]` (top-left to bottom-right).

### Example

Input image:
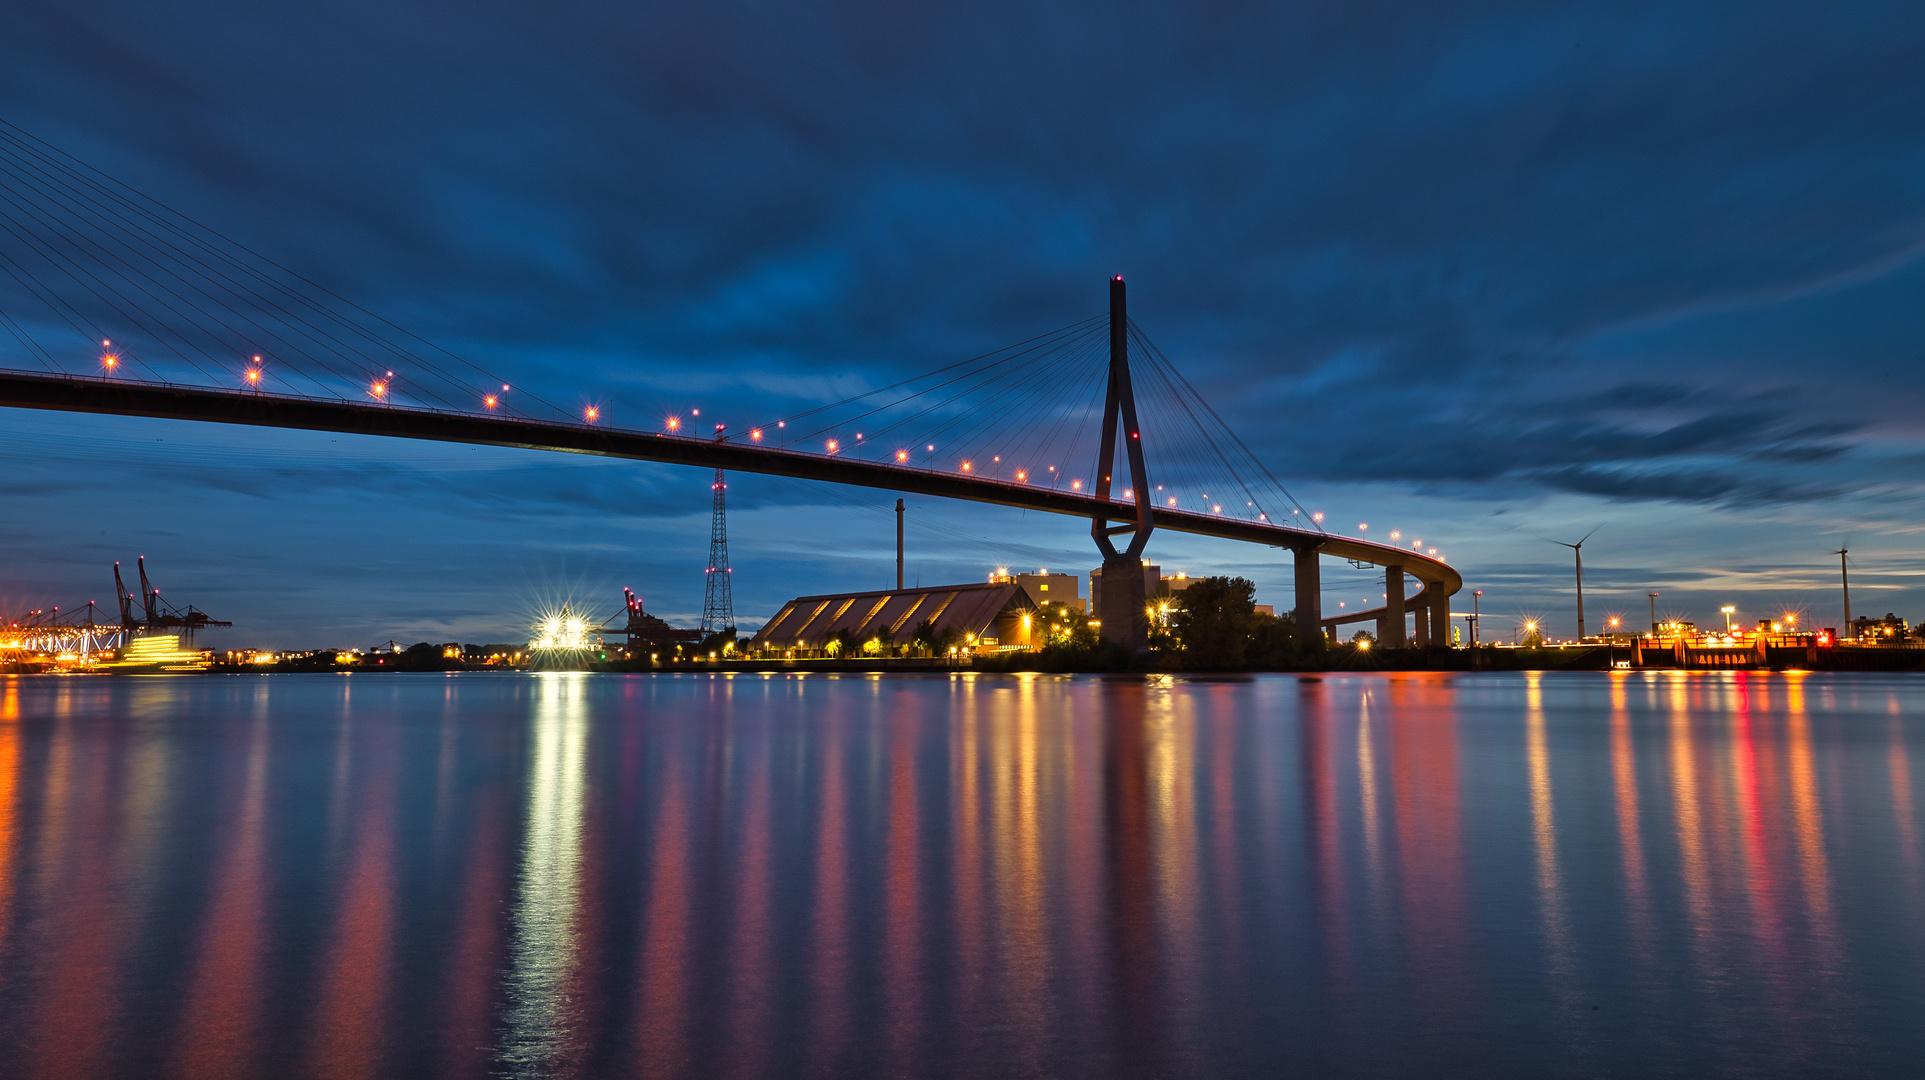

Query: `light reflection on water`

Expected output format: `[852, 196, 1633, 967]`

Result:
[500, 673, 590, 1071]
[0, 670, 1919, 1077]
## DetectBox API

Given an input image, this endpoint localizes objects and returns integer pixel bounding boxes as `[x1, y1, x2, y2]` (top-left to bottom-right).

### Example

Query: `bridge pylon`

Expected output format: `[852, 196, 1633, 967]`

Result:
[1091, 276, 1155, 652]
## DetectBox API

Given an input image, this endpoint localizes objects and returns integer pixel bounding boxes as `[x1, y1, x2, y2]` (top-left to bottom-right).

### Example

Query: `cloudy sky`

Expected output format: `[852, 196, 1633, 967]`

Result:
[2, 0, 1922, 647]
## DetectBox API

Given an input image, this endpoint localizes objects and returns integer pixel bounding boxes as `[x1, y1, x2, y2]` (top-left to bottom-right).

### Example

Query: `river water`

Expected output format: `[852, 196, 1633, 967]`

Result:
[0, 670, 1919, 1078]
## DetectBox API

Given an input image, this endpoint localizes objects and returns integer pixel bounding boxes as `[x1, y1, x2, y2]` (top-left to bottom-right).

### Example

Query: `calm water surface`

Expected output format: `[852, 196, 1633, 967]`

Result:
[0, 670, 1920, 1078]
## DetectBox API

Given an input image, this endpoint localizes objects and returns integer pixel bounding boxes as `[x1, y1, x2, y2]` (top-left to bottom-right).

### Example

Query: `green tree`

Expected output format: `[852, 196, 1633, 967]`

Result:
[1170, 576, 1258, 668]
[938, 625, 966, 653]
[910, 618, 940, 656]
[826, 628, 859, 657]
[1248, 610, 1300, 668]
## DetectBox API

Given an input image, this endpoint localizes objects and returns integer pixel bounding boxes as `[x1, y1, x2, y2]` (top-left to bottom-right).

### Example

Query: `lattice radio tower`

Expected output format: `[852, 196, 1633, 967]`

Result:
[700, 464, 735, 634]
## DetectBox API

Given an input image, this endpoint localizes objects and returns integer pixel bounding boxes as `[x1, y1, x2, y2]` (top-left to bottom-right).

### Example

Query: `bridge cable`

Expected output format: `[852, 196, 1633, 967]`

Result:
[0, 121, 565, 419]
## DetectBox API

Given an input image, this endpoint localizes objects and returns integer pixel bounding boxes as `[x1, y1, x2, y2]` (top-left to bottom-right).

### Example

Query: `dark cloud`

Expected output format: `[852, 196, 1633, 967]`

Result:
[1522, 465, 1845, 507]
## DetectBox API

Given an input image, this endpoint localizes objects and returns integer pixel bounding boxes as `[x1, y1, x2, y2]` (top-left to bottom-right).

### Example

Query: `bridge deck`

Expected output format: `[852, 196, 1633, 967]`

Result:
[0, 369, 1461, 592]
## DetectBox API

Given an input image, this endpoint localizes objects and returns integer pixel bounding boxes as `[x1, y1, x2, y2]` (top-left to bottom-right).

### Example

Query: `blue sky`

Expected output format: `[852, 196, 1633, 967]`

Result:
[2, 0, 1922, 647]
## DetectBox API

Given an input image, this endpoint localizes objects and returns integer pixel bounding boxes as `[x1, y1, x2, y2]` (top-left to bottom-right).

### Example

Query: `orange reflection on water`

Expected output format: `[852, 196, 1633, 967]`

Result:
[1056, 679, 1106, 1058]
[1608, 675, 1649, 944]
[4, 671, 1919, 1078]
[1667, 676, 1714, 958]
[27, 716, 125, 1080]
[1731, 675, 1793, 955]
[1889, 704, 1924, 937]
[1356, 693, 1383, 889]
[173, 717, 271, 1079]
[1301, 678, 1348, 983]
[1150, 684, 1205, 1055]
[309, 732, 397, 1080]
[996, 676, 1053, 1075]
[638, 744, 693, 1077]
[804, 719, 851, 1074]
[881, 695, 925, 1072]
[1783, 676, 1837, 942]
[722, 719, 778, 1078]
[1106, 681, 1161, 1071]
[443, 787, 510, 1077]
[1523, 674, 1579, 1020]
[949, 685, 990, 1045]
[1206, 688, 1248, 974]
[1387, 676, 1469, 1029]
[0, 679, 18, 961]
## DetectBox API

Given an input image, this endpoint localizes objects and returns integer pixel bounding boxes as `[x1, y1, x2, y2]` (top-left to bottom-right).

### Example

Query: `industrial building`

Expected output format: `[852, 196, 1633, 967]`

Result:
[750, 582, 1040, 656]
[989, 568, 1085, 613]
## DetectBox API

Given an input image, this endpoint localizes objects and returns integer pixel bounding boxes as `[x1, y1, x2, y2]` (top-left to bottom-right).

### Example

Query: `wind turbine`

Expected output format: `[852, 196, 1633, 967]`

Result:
[1544, 526, 1601, 641]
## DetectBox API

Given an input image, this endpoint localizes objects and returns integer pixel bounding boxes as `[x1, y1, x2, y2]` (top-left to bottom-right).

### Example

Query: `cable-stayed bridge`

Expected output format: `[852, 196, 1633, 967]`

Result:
[0, 122, 1457, 649]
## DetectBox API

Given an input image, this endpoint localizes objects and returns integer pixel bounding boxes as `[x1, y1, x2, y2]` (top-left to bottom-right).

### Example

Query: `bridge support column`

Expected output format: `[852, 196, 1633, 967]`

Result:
[1294, 546, 1321, 644]
[1412, 589, 1431, 647]
[1098, 554, 1148, 653]
[1432, 587, 1450, 647]
[1384, 565, 1406, 648]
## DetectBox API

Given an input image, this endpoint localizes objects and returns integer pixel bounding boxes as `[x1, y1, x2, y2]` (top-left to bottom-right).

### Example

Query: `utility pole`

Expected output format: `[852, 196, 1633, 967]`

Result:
[1836, 547, 1851, 638]
[896, 499, 905, 590]
[1471, 589, 1482, 645]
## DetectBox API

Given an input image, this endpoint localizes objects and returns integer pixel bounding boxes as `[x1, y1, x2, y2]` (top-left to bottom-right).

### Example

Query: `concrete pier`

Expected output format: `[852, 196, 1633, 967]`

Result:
[1383, 565, 1406, 648]
[1294, 546, 1321, 641]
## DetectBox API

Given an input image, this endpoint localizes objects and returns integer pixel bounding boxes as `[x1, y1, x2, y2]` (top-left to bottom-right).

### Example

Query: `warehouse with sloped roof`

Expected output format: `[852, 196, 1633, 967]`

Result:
[749, 582, 1039, 656]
